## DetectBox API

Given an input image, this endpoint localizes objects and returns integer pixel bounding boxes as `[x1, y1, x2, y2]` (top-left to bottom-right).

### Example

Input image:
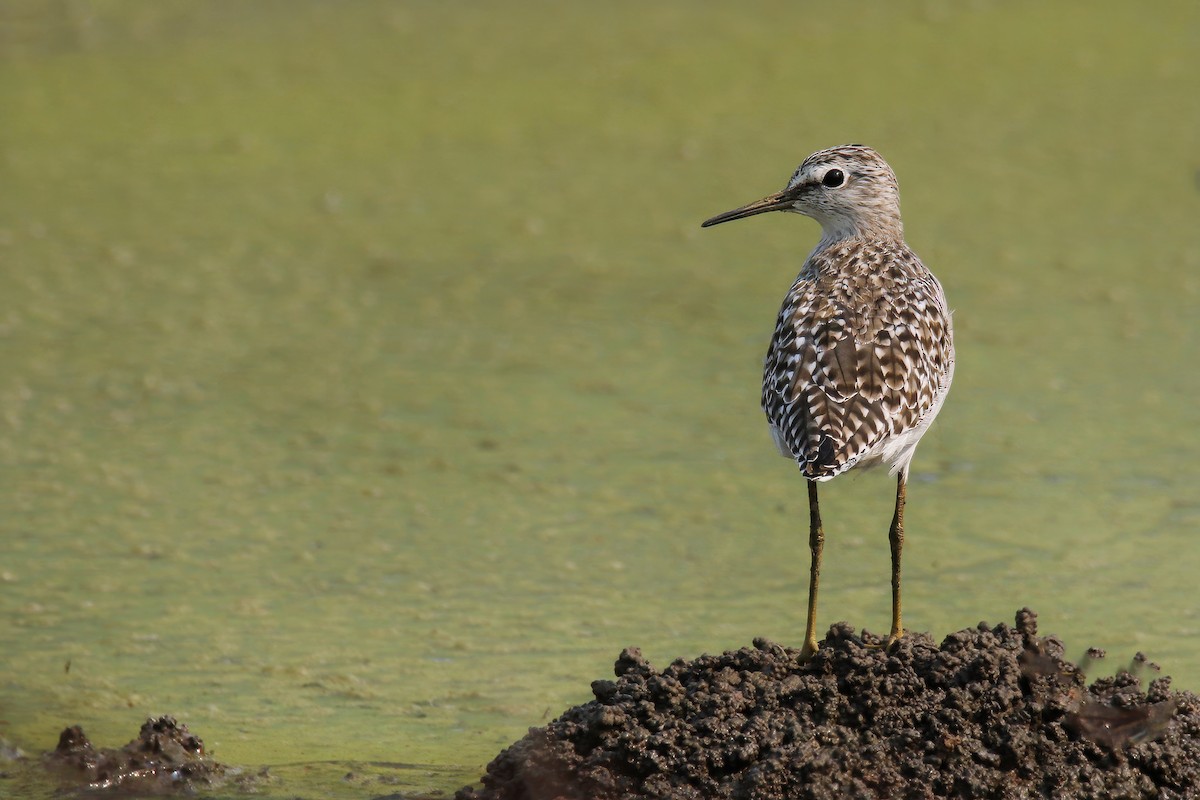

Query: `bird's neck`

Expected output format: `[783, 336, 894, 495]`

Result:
[816, 215, 904, 249]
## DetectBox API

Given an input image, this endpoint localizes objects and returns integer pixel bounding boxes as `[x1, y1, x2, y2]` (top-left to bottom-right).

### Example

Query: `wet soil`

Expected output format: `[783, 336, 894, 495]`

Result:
[43, 715, 232, 794]
[457, 610, 1200, 800]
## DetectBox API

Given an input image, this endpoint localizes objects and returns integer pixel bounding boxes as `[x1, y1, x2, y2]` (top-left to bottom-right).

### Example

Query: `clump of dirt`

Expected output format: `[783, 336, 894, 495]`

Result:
[44, 715, 230, 794]
[457, 610, 1200, 800]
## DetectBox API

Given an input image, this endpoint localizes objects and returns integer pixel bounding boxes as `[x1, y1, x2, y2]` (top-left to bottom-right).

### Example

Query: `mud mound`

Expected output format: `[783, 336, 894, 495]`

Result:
[44, 715, 229, 794]
[457, 610, 1199, 800]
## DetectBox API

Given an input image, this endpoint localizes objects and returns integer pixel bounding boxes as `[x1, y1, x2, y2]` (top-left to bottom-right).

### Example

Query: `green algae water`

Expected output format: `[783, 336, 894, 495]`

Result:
[1, 2, 1198, 796]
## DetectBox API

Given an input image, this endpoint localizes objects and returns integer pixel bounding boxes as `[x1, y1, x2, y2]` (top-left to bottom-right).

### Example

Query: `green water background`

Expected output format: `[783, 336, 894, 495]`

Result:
[2, 2, 1198, 796]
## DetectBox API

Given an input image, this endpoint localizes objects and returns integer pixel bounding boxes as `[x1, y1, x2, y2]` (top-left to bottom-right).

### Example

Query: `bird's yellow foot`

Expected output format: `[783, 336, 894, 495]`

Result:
[864, 630, 904, 652]
[798, 638, 819, 663]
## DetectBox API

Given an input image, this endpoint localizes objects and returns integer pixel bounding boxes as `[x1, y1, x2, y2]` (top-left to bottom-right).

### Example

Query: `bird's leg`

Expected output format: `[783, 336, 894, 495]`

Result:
[885, 471, 907, 649]
[800, 479, 824, 661]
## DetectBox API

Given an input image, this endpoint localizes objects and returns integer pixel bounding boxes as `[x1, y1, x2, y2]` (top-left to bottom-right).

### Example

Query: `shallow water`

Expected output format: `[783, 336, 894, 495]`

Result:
[1, 2, 1198, 797]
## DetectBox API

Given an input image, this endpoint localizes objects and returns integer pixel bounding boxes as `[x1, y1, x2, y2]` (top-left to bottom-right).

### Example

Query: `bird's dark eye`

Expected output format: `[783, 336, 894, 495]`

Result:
[822, 169, 845, 188]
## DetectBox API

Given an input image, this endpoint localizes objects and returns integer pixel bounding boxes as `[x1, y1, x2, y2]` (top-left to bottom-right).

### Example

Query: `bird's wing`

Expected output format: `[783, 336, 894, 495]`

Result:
[762, 247, 953, 479]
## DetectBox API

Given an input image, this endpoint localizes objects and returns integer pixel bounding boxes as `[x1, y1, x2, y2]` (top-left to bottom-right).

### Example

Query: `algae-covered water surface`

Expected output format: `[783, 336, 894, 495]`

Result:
[2, 2, 1198, 797]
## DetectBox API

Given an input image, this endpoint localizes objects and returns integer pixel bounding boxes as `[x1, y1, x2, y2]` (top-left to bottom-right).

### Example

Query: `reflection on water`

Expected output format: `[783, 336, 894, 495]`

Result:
[1, 2, 1197, 795]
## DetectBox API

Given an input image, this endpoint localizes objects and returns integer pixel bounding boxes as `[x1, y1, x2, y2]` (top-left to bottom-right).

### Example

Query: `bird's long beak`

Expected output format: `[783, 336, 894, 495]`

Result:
[701, 188, 798, 228]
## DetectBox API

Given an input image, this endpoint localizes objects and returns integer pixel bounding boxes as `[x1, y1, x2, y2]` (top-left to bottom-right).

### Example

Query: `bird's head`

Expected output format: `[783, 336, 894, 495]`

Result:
[702, 144, 903, 242]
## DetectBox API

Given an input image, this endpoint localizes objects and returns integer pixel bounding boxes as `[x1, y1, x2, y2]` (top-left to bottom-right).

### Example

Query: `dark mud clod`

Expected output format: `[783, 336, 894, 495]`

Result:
[44, 715, 229, 793]
[458, 609, 1200, 800]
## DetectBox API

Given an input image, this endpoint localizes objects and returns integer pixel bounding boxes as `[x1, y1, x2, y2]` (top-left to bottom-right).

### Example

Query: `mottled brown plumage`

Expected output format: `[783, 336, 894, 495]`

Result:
[703, 145, 954, 659]
[765, 239, 953, 480]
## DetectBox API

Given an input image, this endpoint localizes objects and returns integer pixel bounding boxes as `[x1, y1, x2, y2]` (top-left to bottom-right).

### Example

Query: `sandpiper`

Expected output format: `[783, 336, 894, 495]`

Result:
[702, 144, 955, 659]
